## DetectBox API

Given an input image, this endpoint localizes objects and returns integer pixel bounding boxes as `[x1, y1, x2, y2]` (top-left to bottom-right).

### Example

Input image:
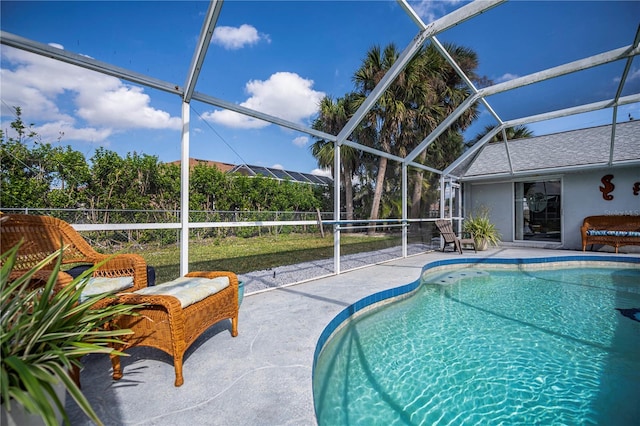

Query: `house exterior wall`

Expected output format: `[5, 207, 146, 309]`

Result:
[463, 165, 640, 252]
[464, 181, 514, 242]
[563, 166, 639, 251]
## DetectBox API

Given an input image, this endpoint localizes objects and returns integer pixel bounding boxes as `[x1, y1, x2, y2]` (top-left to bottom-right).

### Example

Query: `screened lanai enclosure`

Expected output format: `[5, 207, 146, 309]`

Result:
[1, 0, 639, 282]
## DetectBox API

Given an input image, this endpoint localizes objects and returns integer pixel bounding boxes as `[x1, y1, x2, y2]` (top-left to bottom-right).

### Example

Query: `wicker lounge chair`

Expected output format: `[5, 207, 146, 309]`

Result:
[435, 219, 476, 254]
[0, 213, 151, 386]
[0, 214, 148, 293]
[107, 271, 240, 386]
[1, 214, 238, 387]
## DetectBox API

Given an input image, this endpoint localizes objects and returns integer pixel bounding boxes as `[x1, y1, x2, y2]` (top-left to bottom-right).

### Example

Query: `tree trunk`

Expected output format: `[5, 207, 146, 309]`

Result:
[343, 164, 354, 222]
[410, 150, 427, 218]
[368, 156, 388, 234]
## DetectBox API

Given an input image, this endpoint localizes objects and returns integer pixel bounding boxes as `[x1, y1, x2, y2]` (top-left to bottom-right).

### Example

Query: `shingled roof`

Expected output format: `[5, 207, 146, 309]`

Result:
[458, 120, 640, 180]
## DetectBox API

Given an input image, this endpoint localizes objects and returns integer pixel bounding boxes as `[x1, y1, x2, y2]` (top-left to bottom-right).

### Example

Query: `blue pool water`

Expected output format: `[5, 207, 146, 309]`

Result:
[313, 265, 640, 425]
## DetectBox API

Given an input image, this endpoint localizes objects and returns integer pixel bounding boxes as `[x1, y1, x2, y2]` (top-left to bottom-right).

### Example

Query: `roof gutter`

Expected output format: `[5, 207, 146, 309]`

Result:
[460, 159, 640, 182]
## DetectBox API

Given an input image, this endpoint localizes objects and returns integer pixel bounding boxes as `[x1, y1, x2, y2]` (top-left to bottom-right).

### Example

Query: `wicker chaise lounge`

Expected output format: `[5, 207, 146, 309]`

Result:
[108, 271, 240, 387]
[1, 214, 239, 387]
[0, 213, 151, 386]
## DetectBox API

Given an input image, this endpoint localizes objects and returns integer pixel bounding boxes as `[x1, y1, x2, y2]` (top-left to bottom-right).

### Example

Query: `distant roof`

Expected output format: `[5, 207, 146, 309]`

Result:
[229, 164, 333, 186]
[167, 158, 236, 173]
[458, 120, 640, 180]
[167, 158, 332, 185]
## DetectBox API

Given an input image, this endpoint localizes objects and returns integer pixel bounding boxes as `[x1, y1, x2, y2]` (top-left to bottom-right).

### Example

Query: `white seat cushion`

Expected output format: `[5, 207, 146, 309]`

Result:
[80, 276, 134, 301]
[132, 276, 230, 308]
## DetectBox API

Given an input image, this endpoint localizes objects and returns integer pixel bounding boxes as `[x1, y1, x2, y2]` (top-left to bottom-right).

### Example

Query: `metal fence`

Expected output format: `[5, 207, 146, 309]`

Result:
[1, 208, 444, 287]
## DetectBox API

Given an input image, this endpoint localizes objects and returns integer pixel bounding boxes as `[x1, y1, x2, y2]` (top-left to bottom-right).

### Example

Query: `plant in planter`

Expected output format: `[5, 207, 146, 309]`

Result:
[463, 208, 501, 250]
[1, 242, 139, 426]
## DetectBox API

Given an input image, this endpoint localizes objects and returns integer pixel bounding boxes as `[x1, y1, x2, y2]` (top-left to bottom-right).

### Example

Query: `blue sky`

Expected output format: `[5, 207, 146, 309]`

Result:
[1, 1, 639, 177]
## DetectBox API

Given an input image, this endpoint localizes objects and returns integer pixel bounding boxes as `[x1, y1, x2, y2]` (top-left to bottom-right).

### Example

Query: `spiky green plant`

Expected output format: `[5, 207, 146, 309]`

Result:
[1, 242, 140, 426]
[463, 208, 501, 247]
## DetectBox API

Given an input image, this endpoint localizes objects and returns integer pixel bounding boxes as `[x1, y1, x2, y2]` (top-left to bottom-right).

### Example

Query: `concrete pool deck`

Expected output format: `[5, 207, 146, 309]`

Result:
[67, 247, 640, 425]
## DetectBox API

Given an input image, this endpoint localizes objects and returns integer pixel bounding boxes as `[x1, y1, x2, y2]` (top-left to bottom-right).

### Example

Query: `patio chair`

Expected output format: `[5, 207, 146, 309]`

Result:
[435, 219, 476, 254]
[0, 214, 149, 295]
[107, 271, 240, 386]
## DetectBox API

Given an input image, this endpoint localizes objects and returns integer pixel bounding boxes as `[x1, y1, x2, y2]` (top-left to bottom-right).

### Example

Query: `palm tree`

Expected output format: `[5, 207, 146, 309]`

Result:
[353, 44, 422, 228]
[468, 124, 534, 147]
[409, 43, 482, 218]
[353, 42, 483, 222]
[311, 95, 360, 221]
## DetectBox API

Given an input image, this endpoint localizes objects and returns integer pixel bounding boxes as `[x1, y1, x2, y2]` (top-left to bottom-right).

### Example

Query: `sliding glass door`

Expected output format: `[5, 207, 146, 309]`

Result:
[514, 179, 561, 242]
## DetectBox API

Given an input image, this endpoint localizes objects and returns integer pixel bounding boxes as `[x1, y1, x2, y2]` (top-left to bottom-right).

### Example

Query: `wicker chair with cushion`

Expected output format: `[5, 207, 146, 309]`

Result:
[108, 271, 240, 387]
[1, 213, 150, 386]
[0, 214, 148, 295]
[435, 219, 476, 254]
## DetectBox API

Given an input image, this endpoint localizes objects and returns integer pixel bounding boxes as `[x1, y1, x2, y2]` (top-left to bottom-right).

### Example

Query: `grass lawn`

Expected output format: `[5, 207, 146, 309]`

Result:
[129, 233, 402, 284]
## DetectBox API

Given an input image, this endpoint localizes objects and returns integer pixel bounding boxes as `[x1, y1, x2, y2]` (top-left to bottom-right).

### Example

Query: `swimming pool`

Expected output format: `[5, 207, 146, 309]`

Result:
[313, 257, 640, 425]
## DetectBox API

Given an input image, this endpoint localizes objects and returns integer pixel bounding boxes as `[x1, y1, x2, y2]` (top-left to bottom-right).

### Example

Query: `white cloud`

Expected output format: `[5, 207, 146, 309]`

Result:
[35, 120, 113, 143]
[0, 45, 181, 144]
[311, 168, 332, 178]
[212, 24, 269, 50]
[615, 66, 640, 83]
[76, 85, 181, 129]
[409, 0, 463, 23]
[203, 72, 325, 129]
[202, 108, 269, 129]
[495, 73, 519, 83]
[292, 136, 308, 147]
[271, 163, 284, 169]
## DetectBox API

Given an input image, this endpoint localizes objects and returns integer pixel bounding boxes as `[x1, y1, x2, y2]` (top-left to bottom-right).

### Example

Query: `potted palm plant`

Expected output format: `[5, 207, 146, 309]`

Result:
[463, 208, 501, 250]
[1, 242, 139, 426]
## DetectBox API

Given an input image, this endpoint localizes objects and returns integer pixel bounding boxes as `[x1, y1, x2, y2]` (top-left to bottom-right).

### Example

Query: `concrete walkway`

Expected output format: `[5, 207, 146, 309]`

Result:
[67, 247, 639, 425]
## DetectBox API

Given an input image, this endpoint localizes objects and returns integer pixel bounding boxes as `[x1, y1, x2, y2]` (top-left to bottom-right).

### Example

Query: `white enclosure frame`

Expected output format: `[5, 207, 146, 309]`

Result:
[1, 0, 638, 276]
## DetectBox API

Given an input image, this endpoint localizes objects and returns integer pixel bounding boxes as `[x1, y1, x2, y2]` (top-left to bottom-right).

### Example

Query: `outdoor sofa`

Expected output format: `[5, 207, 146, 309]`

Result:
[581, 215, 640, 253]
